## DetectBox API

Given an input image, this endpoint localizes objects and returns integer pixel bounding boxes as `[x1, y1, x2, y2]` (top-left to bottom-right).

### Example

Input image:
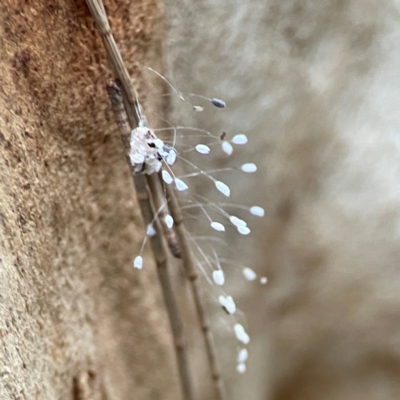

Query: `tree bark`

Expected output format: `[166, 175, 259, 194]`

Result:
[0, 1, 181, 399]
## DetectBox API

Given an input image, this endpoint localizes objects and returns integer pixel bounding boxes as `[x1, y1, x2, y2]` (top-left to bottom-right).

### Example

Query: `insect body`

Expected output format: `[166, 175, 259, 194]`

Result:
[129, 125, 177, 175]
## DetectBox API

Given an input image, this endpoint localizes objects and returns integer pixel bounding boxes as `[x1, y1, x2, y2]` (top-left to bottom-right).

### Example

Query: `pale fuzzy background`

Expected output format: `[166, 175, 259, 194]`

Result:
[163, 1, 400, 399]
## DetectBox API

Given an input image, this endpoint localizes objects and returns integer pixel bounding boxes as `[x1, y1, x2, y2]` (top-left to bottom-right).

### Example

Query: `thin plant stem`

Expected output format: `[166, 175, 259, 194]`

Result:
[166, 184, 226, 400]
[85, 1, 195, 395]
[85, 0, 141, 127]
[85, 0, 182, 258]
[105, 80, 194, 400]
[86, 2, 225, 399]
[88, 0, 219, 262]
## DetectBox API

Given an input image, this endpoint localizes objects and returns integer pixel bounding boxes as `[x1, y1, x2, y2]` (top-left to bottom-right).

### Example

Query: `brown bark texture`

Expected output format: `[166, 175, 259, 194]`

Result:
[0, 1, 181, 399]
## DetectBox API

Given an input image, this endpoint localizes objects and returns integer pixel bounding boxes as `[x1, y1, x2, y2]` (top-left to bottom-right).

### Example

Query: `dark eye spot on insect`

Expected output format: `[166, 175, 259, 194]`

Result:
[148, 142, 156, 148]
[144, 129, 155, 139]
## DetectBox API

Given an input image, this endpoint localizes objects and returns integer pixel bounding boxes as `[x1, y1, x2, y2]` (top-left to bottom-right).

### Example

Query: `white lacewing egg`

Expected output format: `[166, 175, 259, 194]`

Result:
[211, 98, 226, 108]
[166, 150, 177, 165]
[237, 226, 251, 235]
[165, 214, 174, 228]
[250, 206, 265, 217]
[133, 256, 143, 269]
[193, 105, 204, 112]
[212, 270, 225, 285]
[222, 141, 233, 155]
[260, 276, 268, 284]
[158, 148, 168, 159]
[234, 323, 250, 344]
[146, 224, 156, 237]
[236, 363, 246, 374]
[215, 180, 230, 197]
[237, 348, 248, 363]
[218, 295, 236, 314]
[162, 170, 173, 184]
[229, 216, 247, 228]
[241, 163, 257, 173]
[211, 221, 225, 232]
[232, 134, 248, 145]
[195, 144, 211, 154]
[243, 267, 257, 281]
[175, 178, 189, 191]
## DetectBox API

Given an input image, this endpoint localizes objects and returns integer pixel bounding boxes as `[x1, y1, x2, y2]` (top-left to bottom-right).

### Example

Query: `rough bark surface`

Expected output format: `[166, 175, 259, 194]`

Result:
[0, 1, 181, 399]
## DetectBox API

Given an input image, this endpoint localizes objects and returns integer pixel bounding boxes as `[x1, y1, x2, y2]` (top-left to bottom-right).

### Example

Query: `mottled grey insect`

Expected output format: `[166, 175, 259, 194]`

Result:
[129, 124, 177, 175]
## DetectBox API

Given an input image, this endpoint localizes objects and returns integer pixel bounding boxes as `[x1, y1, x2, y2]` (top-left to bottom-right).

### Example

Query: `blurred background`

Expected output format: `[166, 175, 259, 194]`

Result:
[163, 1, 400, 399]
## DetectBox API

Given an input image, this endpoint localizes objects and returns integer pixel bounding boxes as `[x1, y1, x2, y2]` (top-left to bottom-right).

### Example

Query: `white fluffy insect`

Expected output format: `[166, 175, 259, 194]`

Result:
[129, 125, 177, 175]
